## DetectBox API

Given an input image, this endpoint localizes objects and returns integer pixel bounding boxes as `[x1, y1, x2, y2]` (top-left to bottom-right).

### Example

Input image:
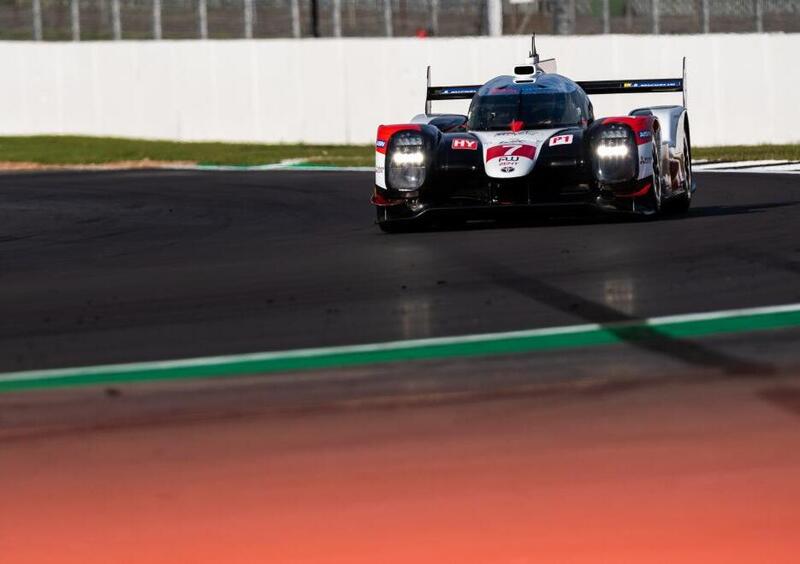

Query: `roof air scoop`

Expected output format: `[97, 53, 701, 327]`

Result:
[513, 34, 550, 83]
[513, 64, 537, 84]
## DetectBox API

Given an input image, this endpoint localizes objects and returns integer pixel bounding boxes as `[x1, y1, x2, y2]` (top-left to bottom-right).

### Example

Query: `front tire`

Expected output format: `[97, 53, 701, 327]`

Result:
[636, 142, 662, 217]
[668, 139, 693, 214]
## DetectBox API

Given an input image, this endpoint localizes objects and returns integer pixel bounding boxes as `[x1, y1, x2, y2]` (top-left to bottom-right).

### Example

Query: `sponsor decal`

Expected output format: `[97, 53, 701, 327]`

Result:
[639, 130, 652, 139]
[625, 81, 680, 89]
[486, 144, 536, 162]
[639, 156, 652, 165]
[375, 165, 385, 174]
[500, 166, 516, 173]
[451, 139, 478, 150]
[376, 140, 386, 149]
[440, 87, 479, 96]
[549, 134, 573, 147]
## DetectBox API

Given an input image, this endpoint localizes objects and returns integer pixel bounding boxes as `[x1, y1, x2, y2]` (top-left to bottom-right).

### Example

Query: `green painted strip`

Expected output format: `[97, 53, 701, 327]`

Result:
[1, 304, 800, 393]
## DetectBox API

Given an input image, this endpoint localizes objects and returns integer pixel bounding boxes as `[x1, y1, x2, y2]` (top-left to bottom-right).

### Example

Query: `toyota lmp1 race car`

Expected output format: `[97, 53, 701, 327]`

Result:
[372, 37, 695, 232]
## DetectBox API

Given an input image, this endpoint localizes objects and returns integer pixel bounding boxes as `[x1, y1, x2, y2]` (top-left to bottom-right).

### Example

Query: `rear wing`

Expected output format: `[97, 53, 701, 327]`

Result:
[424, 57, 688, 112]
[577, 57, 688, 107]
[424, 67, 480, 114]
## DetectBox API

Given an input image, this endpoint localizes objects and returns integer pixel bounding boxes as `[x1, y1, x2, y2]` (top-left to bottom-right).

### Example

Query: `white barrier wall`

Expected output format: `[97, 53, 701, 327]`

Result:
[0, 34, 798, 147]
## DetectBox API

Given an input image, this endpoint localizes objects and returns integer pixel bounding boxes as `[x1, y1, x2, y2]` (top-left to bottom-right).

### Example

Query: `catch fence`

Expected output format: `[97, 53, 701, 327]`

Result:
[1, 0, 798, 41]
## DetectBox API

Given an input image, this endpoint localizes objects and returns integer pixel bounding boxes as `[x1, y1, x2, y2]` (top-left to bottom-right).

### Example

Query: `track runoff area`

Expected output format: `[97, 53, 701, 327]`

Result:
[0, 167, 798, 393]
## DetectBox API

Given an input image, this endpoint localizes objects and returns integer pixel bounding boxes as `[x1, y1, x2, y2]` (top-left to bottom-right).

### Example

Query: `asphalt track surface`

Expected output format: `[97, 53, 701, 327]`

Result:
[1, 169, 799, 374]
[2, 169, 800, 562]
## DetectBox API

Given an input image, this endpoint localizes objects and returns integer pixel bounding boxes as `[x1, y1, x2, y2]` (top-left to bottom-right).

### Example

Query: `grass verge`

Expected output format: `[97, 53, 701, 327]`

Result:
[0, 136, 798, 168]
[0, 136, 373, 167]
[694, 144, 800, 162]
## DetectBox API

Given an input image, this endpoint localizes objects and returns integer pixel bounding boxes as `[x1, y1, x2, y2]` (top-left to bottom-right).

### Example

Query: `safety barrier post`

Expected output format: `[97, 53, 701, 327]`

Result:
[32, 0, 42, 40]
[487, 0, 502, 36]
[383, 0, 393, 37]
[112, 0, 122, 39]
[291, 0, 300, 37]
[198, 0, 208, 39]
[70, 0, 80, 40]
[244, 0, 254, 38]
[652, 0, 660, 34]
[153, 0, 162, 39]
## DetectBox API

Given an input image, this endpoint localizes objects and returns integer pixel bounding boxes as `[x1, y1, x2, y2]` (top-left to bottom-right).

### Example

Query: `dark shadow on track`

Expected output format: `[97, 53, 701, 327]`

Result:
[465, 255, 776, 377]
[380, 201, 800, 234]
[682, 201, 800, 219]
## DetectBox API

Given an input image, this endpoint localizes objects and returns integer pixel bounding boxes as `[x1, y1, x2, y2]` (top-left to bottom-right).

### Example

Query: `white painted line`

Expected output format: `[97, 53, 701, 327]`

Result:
[1, 302, 799, 384]
[693, 160, 800, 174]
[693, 160, 790, 170]
[192, 158, 374, 172]
[697, 167, 800, 175]
[192, 164, 374, 172]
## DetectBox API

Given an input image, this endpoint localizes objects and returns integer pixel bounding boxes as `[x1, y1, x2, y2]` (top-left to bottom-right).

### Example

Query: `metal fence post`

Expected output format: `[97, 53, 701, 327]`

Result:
[430, 0, 439, 36]
[311, 0, 320, 37]
[553, 0, 575, 35]
[487, 0, 502, 36]
[291, 0, 300, 38]
[70, 0, 80, 41]
[651, 0, 659, 34]
[332, 0, 342, 37]
[702, 0, 710, 33]
[383, 0, 393, 37]
[602, 0, 610, 34]
[198, 0, 208, 39]
[755, 0, 764, 33]
[244, 0, 254, 38]
[32, 0, 42, 40]
[112, 0, 122, 39]
[153, 0, 162, 39]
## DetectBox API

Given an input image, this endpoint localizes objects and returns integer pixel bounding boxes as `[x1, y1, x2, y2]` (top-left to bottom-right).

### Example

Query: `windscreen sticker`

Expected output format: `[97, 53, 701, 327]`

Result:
[548, 134, 573, 147]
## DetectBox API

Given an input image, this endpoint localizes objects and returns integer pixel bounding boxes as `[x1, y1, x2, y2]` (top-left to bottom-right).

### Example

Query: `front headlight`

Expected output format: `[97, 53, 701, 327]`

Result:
[387, 131, 426, 191]
[596, 144, 629, 158]
[593, 125, 636, 184]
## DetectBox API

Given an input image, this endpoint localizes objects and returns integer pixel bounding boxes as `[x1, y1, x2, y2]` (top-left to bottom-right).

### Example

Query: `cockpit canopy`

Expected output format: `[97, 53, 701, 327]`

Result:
[466, 74, 592, 132]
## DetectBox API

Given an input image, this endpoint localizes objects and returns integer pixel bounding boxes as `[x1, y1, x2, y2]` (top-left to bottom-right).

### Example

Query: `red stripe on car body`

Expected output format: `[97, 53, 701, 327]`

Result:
[375, 124, 422, 154]
[600, 116, 656, 145]
[485, 144, 537, 162]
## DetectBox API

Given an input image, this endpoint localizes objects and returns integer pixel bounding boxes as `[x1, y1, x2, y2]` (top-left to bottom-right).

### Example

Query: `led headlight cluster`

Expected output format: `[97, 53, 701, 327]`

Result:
[593, 125, 636, 184]
[387, 131, 426, 191]
[596, 127, 631, 157]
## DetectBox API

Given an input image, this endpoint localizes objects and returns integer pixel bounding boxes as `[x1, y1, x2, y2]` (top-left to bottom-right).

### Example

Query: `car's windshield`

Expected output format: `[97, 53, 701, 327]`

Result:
[467, 91, 584, 131]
